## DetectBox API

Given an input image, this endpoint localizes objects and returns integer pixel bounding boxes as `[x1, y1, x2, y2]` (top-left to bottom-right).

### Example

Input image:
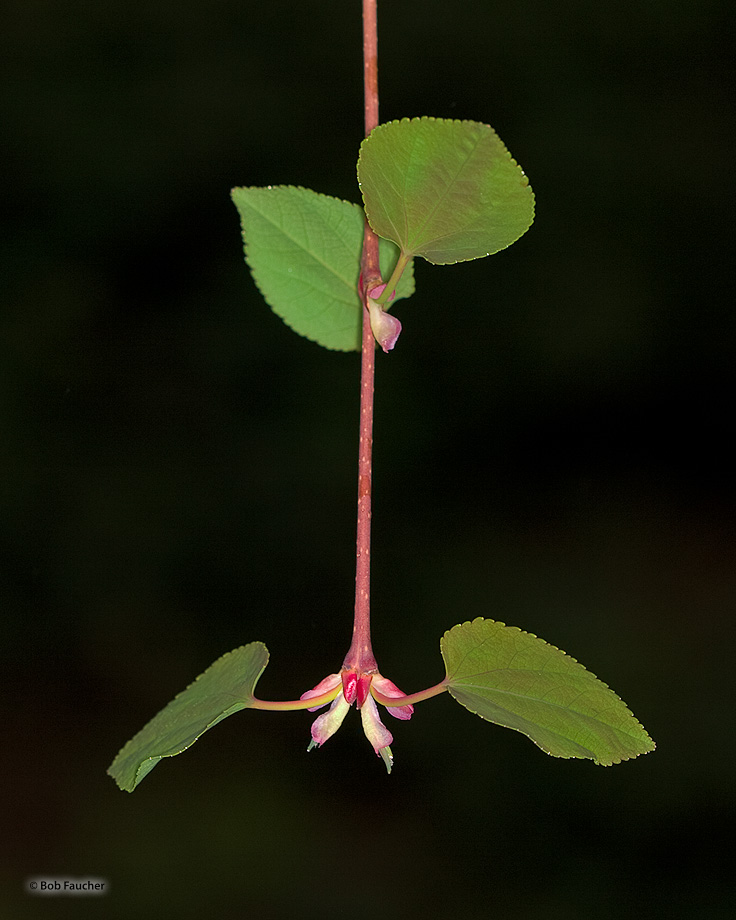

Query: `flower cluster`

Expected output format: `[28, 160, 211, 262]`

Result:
[301, 669, 413, 772]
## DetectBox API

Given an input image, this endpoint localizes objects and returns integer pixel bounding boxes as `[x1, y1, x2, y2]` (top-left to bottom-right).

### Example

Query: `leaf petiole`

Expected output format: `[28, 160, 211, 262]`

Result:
[250, 686, 340, 712]
[371, 679, 448, 708]
[373, 250, 412, 306]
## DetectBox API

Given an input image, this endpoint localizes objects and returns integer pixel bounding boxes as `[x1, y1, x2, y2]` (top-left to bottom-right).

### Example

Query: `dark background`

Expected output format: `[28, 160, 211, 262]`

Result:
[2, 1, 733, 917]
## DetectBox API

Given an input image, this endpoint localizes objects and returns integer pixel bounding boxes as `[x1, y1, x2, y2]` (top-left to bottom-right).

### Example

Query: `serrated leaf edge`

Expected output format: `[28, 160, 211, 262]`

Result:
[108, 641, 270, 791]
[231, 185, 364, 352]
[441, 616, 655, 766]
[357, 117, 536, 264]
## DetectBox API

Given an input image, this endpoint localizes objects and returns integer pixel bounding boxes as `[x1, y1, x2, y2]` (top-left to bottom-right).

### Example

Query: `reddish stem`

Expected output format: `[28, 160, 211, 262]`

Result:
[343, 0, 381, 675]
[362, 0, 379, 137]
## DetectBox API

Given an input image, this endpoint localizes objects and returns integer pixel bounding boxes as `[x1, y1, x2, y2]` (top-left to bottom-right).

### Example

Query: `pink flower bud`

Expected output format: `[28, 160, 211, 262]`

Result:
[368, 298, 402, 353]
[342, 671, 358, 705]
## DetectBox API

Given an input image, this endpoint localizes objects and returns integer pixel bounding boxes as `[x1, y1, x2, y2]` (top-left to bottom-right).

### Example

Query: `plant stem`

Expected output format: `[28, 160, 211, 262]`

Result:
[362, 0, 379, 141]
[342, 298, 378, 674]
[358, 0, 382, 292]
[343, 0, 381, 675]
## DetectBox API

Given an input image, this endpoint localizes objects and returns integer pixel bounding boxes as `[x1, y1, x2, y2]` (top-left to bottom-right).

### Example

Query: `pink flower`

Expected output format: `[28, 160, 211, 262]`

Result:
[300, 670, 414, 772]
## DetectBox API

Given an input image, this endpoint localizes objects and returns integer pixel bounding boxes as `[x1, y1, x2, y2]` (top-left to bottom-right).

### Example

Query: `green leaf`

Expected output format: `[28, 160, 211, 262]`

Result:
[108, 642, 270, 792]
[442, 618, 655, 765]
[357, 117, 534, 265]
[232, 185, 414, 351]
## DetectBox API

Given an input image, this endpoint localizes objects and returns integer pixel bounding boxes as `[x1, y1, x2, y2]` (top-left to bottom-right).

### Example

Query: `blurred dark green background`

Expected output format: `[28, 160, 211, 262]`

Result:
[2, 1, 733, 917]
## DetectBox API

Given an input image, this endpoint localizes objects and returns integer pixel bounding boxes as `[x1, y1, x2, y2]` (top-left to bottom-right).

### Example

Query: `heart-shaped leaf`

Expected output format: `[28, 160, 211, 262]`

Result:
[108, 642, 270, 792]
[232, 185, 414, 351]
[358, 117, 534, 264]
[442, 618, 655, 765]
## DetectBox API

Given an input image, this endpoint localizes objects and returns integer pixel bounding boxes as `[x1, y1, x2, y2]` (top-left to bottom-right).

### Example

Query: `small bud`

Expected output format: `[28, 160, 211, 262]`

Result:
[342, 670, 358, 705]
[368, 298, 402, 353]
[356, 674, 372, 707]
